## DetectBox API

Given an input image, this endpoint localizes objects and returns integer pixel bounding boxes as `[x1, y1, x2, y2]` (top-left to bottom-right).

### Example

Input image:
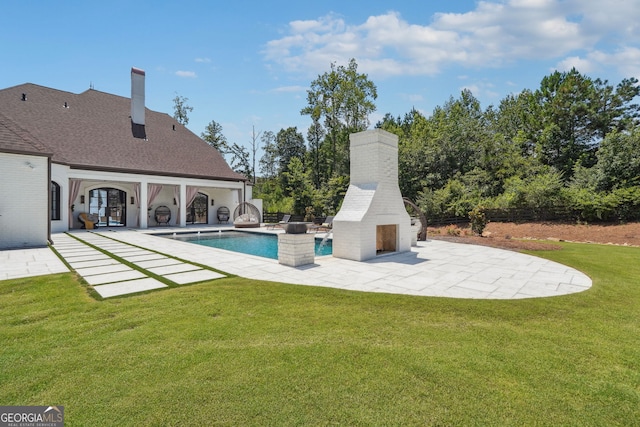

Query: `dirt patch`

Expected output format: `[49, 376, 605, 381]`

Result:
[427, 222, 640, 252]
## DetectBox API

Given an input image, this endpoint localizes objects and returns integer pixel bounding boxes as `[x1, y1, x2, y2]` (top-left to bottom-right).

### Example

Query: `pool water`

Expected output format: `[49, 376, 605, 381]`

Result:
[165, 231, 332, 259]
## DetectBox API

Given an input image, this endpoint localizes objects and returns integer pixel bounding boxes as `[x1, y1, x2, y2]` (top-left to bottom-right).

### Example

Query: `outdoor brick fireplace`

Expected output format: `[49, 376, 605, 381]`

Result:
[332, 129, 411, 261]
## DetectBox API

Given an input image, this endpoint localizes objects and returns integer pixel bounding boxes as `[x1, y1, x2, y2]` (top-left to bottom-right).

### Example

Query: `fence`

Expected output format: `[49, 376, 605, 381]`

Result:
[426, 206, 583, 227]
[266, 204, 638, 228]
[263, 212, 322, 224]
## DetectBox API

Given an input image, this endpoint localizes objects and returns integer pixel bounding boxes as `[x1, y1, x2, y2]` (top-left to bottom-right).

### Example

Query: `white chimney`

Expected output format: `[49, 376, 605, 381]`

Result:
[332, 129, 412, 261]
[131, 67, 145, 125]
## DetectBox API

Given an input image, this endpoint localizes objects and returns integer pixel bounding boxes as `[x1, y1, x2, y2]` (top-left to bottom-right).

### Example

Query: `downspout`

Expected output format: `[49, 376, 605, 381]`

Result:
[47, 156, 52, 245]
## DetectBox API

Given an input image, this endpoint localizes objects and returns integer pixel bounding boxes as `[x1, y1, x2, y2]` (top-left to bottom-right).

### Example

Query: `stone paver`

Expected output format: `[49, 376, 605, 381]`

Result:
[146, 263, 202, 275]
[54, 231, 228, 295]
[0, 247, 69, 280]
[133, 258, 182, 269]
[83, 270, 147, 285]
[93, 278, 167, 298]
[74, 263, 134, 276]
[164, 269, 226, 285]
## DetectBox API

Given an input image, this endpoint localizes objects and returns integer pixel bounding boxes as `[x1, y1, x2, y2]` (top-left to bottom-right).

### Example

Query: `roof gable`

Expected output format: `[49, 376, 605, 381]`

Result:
[0, 83, 245, 181]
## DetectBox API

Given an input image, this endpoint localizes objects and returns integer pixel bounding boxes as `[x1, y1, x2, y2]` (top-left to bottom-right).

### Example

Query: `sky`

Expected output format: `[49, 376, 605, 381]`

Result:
[2, 0, 639, 160]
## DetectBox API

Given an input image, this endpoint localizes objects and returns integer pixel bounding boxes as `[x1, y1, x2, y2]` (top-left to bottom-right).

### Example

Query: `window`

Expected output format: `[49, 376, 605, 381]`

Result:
[51, 181, 61, 220]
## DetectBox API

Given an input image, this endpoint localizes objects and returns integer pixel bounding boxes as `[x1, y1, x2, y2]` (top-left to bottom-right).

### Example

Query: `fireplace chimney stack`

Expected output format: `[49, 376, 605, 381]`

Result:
[332, 129, 411, 261]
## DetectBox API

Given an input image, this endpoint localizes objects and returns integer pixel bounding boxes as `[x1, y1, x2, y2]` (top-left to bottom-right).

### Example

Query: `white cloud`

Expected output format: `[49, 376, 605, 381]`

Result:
[195, 57, 212, 63]
[175, 70, 197, 78]
[263, 0, 639, 79]
[555, 47, 640, 79]
[555, 56, 597, 73]
[400, 93, 424, 103]
[270, 85, 307, 93]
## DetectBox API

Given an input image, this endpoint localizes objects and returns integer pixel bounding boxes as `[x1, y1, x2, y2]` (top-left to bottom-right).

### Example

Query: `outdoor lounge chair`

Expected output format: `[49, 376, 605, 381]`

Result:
[310, 215, 334, 232]
[154, 205, 171, 225]
[217, 206, 230, 223]
[266, 214, 291, 230]
[78, 212, 98, 229]
[233, 202, 261, 228]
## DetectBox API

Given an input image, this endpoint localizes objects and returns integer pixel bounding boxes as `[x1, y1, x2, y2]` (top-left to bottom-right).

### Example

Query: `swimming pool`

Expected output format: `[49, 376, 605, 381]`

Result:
[162, 231, 332, 259]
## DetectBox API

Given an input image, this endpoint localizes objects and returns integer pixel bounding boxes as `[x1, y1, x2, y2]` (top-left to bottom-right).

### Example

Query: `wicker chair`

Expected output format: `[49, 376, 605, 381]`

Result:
[217, 206, 230, 223]
[154, 206, 171, 225]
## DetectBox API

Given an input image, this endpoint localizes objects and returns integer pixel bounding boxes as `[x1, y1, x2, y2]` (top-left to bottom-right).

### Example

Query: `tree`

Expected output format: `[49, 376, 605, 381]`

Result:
[172, 94, 193, 125]
[249, 126, 261, 185]
[201, 120, 229, 154]
[282, 157, 314, 216]
[590, 77, 640, 139]
[595, 129, 640, 190]
[259, 131, 278, 179]
[276, 127, 306, 192]
[228, 143, 252, 181]
[535, 69, 600, 173]
[306, 117, 326, 189]
[301, 58, 377, 177]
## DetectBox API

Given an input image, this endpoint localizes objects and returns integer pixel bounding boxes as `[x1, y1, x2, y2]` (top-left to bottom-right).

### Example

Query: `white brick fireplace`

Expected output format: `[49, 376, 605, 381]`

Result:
[332, 129, 411, 261]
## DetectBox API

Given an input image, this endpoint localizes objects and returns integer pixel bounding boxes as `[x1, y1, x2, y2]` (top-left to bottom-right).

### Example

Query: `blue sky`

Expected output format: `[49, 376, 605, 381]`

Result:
[2, 0, 639, 158]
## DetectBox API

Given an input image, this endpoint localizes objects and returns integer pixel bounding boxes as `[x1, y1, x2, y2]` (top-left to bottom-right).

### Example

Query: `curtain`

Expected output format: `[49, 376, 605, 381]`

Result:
[186, 187, 200, 224]
[147, 184, 163, 225]
[174, 186, 181, 222]
[147, 184, 162, 207]
[133, 183, 141, 227]
[186, 186, 199, 212]
[68, 179, 81, 228]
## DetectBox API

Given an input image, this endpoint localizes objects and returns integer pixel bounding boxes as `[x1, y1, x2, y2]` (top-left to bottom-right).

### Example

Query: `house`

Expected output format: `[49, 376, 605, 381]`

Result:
[0, 68, 254, 250]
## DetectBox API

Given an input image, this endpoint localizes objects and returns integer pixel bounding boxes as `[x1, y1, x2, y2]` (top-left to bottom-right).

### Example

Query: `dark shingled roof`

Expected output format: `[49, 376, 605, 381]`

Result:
[0, 110, 51, 157]
[0, 83, 245, 181]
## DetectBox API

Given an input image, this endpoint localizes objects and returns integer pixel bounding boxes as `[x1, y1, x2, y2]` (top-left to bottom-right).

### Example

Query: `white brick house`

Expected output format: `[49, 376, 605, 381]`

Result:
[0, 68, 251, 249]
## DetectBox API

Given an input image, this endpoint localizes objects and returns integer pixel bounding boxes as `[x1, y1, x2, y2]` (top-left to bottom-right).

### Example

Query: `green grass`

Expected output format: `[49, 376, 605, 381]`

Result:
[1, 242, 639, 426]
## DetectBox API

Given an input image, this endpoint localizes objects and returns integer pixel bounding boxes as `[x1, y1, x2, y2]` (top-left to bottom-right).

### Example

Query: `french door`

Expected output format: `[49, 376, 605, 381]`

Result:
[88, 188, 126, 227]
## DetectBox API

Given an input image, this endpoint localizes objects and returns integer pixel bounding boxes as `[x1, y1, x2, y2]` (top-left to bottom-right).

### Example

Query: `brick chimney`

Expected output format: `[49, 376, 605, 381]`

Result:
[130, 67, 145, 125]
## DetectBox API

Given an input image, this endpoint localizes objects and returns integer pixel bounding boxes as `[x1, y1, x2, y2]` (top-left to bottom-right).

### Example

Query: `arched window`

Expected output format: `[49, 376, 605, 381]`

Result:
[51, 181, 61, 220]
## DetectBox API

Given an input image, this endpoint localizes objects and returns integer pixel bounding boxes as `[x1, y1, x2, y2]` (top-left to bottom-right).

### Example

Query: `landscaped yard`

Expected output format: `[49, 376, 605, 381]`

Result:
[1, 241, 639, 425]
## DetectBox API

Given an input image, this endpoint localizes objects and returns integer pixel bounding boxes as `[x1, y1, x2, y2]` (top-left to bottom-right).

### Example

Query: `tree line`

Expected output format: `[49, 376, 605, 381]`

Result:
[175, 60, 640, 223]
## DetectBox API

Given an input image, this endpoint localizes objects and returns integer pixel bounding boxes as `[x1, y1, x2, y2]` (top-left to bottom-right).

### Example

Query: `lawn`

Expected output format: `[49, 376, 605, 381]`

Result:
[1, 242, 639, 426]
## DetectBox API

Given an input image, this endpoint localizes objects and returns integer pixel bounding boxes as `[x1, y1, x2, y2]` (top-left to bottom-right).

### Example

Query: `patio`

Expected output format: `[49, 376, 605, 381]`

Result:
[1, 226, 592, 299]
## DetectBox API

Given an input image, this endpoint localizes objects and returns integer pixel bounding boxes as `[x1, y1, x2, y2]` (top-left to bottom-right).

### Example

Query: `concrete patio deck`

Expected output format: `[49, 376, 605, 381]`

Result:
[0, 226, 592, 299]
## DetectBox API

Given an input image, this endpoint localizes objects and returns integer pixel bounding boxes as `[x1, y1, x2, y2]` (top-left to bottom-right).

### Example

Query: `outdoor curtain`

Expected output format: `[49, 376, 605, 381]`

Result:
[133, 183, 141, 227]
[69, 179, 81, 228]
[186, 186, 199, 221]
[147, 184, 163, 207]
[174, 186, 180, 221]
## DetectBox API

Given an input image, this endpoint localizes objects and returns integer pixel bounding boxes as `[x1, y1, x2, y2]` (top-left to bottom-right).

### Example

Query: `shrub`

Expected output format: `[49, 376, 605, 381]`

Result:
[469, 206, 489, 236]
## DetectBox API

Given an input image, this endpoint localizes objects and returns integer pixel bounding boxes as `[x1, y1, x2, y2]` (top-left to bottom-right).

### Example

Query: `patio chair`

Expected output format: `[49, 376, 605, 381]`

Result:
[217, 206, 230, 223]
[154, 205, 171, 225]
[309, 215, 334, 233]
[266, 214, 291, 230]
[78, 212, 98, 230]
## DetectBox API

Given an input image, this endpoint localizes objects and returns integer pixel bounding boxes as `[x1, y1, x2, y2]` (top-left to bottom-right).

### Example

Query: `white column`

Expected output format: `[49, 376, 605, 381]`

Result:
[179, 184, 187, 227]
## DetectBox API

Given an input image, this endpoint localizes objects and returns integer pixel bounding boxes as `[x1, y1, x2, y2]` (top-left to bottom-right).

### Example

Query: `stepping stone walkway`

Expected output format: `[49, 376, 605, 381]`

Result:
[52, 232, 225, 298]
